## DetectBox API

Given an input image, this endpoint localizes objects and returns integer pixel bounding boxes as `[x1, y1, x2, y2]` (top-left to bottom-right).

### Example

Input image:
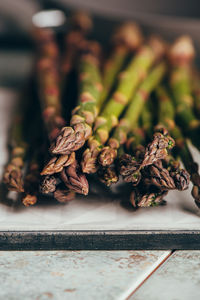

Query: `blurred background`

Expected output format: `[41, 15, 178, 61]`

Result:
[1, 0, 200, 86]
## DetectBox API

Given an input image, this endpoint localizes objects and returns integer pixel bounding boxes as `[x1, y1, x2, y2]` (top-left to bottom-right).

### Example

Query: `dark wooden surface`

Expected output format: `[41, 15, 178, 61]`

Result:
[0, 230, 200, 250]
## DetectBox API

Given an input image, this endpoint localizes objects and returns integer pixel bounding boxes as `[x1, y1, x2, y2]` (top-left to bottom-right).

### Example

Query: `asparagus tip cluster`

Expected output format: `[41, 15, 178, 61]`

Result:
[40, 175, 58, 194]
[3, 150, 26, 193]
[97, 166, 119, 186]
[130, 188, 167, 208]
[141, 127, 175, 168]
[143, 159, 190, 191]
[40, 152, 75, 175]
[118, 128, 175, 185]
[98, 146, 117, 167]
[81, 142, 100, 174]
[61, 160, 89, 195]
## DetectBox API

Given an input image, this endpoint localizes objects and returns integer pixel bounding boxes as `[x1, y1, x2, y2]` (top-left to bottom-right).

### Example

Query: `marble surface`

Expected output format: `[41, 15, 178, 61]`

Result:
[0, 250, 170, 300]
[132, 250, 200, 300]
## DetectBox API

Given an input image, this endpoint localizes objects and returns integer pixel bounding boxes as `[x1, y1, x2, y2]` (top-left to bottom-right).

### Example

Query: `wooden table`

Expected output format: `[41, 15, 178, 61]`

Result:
[0, 250, 199, 299]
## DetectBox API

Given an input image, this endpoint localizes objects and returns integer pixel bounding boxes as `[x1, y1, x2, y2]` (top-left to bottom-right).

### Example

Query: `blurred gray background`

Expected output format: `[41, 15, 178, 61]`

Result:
[1, 0, 200, 87]
[1, 0, 200, 40]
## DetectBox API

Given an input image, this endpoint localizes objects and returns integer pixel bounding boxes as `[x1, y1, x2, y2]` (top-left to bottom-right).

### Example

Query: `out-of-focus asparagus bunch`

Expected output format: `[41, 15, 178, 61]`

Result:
[61, 11, 93, 79]
[3, 11, 200, 211]
[2, 78, 36, 194]
[3, 99, 28, 193]
[155, 85, 200, 207]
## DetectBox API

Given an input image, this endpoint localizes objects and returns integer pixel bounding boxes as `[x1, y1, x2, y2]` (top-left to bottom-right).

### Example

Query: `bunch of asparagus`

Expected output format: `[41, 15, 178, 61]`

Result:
[3, 11, 200, 209]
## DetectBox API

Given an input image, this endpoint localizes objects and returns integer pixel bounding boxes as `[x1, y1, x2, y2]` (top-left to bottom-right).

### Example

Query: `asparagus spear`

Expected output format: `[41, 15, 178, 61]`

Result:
[40, 175, 58, 195]
[3, 143, 27, 193]
[50, 41, 102, 155]
[97, 165, 119, 187]
[35, 29, 66, 142]
[81, 37, 166, 174]
[137, 192, 167, 207]
[38, 18, 91, 177]
[41, 156, 87, 199]
[130, 185, 167, 208]
[33, 27, 59, 59]
[156, 85, 200, 206]
[117, 127, 145, 185]
[22, 157, 40, 206]
[35, 30, 76, 175]
[37, 56, 65, 141]
[70, 11, 93, 33]
[99, 22, 143, 108]
[139, 99, 154, 139]
[99, 61, 167, 167]
[40, 152, 75, 175]
[22, 135, 45, 206]
[61, 12, 93, 79]
[118, 128, 174, 184]
[60, 158, 89, 195]
[168, 36, 200, 149]
[142, 158, 190, 191]
[54, 188, 76, 203]
[3, 89, 30, 193]
[191, 70, 200, 118]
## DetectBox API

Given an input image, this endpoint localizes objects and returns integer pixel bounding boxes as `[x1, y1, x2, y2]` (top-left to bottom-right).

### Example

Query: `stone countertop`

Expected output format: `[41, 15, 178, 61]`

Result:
[0, 250, 199, 300]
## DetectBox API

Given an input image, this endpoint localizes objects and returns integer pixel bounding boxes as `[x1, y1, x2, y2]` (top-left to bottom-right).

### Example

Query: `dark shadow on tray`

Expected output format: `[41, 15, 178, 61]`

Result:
[0, 183, 23, 210]
[178, 197, 200, 216]
[0, 176, 155, 213]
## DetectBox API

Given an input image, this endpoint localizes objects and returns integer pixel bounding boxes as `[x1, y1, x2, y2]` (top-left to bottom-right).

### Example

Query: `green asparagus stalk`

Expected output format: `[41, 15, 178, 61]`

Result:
[168, 36, 200, 149]
[156, 85, 199, 205]
[139, 99, 154, 139]
[33, 27, 59, 59]
[191, 70, 200, 118]
[50, 41, 102, 155]
[81, 37, 167, 174]
[99, 22, 143, 109]
[35, 29, 65, 142]
[35, 30, 76, 175]
[61, 12, 93, 78]
[99, 61, 167, 167]
[37, 57, 64, 140]
[70, 11, 93, 35]
[3, 89, 30, 193]
[126, 126, 146, 151]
